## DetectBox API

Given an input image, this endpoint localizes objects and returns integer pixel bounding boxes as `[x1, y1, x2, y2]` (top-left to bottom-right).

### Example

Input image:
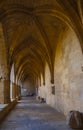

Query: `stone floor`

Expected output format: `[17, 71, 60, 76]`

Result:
[0, 97, 72, 130]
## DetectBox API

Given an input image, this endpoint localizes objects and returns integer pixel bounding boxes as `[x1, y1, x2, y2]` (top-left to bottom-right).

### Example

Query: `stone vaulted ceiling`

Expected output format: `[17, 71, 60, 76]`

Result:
[0, 0, 83, 84]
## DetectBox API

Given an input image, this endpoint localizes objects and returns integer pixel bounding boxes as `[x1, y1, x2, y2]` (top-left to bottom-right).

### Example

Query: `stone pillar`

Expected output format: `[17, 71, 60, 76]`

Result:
[16, 85, 18, 99]
[10, 83, 21, 101]
[12, 83, 17, 100]
[0, 79, 10, 104]
[17, 85, 21, 100]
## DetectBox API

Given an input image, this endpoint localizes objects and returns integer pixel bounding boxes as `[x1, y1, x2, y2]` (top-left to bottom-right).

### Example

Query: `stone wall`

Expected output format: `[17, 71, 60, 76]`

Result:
[0, 80, 10, 104]
[0, 23, 8, 79]
[38, 28, 83, 115]
[54, 28, 83, 115]
[0, 81, 4, 104]
[0, 23, 10, 104]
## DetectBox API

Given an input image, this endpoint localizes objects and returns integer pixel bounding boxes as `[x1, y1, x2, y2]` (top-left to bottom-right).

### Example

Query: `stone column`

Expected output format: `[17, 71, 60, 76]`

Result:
[13, 84, 20, 100]
[17, 85, 21, 100]
[16, 84, 18, 99]
[0, 79, 10, 104]
[12, 83, 17, 100]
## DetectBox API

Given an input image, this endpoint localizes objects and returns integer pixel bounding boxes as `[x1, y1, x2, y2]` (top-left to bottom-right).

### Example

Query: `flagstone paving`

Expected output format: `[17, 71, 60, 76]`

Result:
[0, 97, 72, 130]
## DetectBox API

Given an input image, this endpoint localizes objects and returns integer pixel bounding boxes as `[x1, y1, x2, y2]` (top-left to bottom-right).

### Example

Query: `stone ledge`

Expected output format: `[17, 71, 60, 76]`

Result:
[0, 100, 17, 122]
[0, 104, 8, 110]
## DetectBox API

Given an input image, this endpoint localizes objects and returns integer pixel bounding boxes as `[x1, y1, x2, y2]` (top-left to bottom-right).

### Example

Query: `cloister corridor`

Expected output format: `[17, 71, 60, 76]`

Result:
[0, 0, 83, 130]
[0, 97, 71, 130]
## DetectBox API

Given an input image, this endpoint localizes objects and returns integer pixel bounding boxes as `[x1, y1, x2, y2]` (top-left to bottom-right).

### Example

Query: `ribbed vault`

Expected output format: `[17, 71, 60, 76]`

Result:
[0, 0, 83, 86]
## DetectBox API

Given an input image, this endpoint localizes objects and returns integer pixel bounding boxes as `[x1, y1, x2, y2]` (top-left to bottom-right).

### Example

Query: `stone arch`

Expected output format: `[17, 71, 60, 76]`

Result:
[1, 4, 83, 84]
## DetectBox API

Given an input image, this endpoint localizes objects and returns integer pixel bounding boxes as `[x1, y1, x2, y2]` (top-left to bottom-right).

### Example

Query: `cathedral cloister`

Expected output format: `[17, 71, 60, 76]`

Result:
[0, 0, 83, 130]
